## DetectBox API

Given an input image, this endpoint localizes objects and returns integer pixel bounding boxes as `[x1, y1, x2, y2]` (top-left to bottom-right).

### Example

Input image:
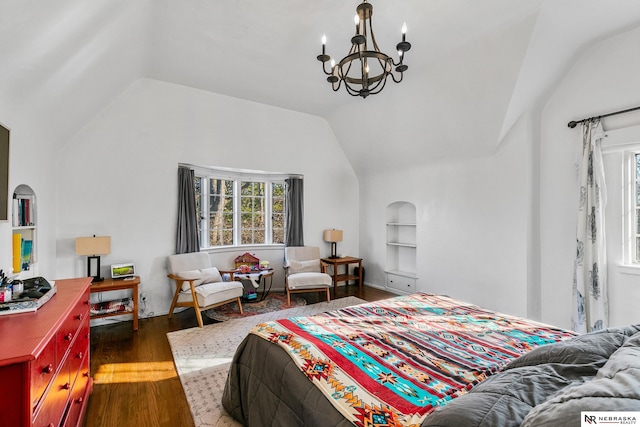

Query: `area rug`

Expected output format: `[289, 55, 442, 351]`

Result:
[204, 293, 305, 322]
[167, 296, 366, 427]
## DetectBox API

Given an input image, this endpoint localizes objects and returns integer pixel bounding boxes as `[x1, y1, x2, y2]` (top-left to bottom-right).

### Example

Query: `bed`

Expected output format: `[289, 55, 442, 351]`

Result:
[222, 293, 640, 426]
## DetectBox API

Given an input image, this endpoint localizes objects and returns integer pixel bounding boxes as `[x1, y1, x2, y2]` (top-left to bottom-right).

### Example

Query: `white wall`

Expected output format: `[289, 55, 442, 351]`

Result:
[54, 78, 358, 318]
[540, 25, 640, 329]
[359, 114, 532, 319]
[360, 23, 640, 331]
[0, 116, 60, 280]
[0, 0, 150, 281]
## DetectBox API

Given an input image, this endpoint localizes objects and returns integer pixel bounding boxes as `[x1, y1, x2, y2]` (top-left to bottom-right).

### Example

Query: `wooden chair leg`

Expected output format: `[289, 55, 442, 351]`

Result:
[236, 297, 243, 314]
[287, 288, 291, 306]
[326, 288, 330, 302]
[194, 304, 204, 328]
[167, 280, 183, 319]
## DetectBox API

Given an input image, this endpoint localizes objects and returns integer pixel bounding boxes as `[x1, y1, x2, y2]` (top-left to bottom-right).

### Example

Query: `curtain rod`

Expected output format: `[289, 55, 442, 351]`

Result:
[567, 105, 640, 128]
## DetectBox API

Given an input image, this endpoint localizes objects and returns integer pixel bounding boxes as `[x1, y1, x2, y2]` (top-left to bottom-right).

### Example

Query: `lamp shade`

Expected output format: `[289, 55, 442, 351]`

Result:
[323, 229, 343, 243]
[75, 236, 111, 256]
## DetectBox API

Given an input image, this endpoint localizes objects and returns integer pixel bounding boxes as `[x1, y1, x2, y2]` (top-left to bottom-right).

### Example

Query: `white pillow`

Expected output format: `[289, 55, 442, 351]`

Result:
[288, 259, 321, 274]
[177, 267, 222, 291]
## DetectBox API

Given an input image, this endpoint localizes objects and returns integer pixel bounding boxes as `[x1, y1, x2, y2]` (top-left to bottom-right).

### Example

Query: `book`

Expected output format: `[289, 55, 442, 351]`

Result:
[21, 239, 32, 271]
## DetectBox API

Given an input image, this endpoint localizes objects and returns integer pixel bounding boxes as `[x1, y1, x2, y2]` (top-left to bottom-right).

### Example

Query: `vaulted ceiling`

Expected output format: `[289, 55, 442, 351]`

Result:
[2, 0, 640, 175]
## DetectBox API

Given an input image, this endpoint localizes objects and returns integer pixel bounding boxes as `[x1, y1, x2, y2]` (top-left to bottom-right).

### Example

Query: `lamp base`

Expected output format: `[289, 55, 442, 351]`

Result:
[87, 255, 105, 282]
[329, 242, 339, 259]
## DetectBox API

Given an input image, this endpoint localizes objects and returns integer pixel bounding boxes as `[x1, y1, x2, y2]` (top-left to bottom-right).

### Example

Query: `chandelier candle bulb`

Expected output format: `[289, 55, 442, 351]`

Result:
[402, 22, 407, 41]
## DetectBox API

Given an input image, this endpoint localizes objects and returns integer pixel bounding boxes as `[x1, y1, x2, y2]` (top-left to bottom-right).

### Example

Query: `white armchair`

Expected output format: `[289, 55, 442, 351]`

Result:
[167, 252, 243, 328]
[284, 246, 332, 306]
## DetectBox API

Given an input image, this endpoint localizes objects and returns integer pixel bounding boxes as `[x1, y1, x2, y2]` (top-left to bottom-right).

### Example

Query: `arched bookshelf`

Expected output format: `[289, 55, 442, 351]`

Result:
[12, 184, 37, 273]
[385, 201, 417, 294]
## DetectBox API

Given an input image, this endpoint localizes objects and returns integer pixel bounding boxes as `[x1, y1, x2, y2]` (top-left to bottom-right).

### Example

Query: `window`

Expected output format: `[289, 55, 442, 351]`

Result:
[600, 125, 640, 272]
[193, 167, 292, 249]
[626, 150, 640, 264]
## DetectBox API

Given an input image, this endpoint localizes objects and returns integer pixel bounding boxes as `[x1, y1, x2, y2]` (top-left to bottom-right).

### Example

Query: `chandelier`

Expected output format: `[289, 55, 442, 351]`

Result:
[317, 0, 411, 98]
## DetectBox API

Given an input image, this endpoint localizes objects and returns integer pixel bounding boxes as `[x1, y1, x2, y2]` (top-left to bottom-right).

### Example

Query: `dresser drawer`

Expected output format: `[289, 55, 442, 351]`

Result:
[63, 352, 90, 427]
[56, 292, 89, 362]
[386, 273, 416, 294]
[68, 318, 90, 385]
[31, 336, 57, 410]
[32, 362, 71, 427]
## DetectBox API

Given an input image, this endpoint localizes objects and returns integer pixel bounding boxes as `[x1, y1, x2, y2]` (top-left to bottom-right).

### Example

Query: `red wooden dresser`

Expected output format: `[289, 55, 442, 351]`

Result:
[0, 277, 93, 427]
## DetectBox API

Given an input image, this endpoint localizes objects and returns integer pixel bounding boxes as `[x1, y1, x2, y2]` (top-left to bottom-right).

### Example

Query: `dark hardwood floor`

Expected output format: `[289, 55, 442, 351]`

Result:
[84, 285, 395, 427]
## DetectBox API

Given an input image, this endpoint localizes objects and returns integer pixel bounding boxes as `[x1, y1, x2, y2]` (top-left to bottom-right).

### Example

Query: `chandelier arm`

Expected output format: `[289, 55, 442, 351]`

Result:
[389, 72, 404, 84]
[321, 61, 334, 76]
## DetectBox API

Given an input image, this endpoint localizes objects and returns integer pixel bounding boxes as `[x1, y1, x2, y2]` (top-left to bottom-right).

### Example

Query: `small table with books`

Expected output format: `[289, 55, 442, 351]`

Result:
[89, 276, 139, 331]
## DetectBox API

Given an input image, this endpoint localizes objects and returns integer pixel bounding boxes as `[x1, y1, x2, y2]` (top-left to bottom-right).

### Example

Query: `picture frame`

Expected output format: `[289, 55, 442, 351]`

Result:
[110, 262, 136, 279]
[0, 123, 9, 222]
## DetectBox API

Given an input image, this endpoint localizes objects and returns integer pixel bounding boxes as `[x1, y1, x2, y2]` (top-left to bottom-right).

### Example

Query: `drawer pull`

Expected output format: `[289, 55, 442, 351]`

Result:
[76, 352, 83, 359]
[62, 382, 71, 390]
[76, 313, 84, 320]
[65, 333, 73, 341]
[76, 397, 84, 404]
[42, 363, 54, 374]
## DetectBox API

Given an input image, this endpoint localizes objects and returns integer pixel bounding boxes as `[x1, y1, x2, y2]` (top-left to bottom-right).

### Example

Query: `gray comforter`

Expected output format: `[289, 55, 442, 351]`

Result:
[222, 324, 640, 426]
[423, 324, 640, 426]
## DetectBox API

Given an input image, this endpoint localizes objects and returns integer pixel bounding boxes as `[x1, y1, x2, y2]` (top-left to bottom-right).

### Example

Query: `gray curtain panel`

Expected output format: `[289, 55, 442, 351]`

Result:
[176, 166, 200, 254]
[285, 177, 304, 247]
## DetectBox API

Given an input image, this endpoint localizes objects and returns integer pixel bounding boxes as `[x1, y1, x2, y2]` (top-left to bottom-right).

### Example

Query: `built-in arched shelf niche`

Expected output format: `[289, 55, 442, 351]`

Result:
[12, 184, 37, 273]
[385, 201, 417, 294]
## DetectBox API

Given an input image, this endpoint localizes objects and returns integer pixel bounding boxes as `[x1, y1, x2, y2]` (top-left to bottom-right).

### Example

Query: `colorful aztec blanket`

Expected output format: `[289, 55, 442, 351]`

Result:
[250, 293, 577, 427]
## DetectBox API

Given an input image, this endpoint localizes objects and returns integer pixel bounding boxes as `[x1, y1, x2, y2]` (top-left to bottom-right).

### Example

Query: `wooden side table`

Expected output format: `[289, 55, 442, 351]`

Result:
[321, 256, 363, 295]
[233, 269, 275, 302]
[89, 276, 139, 331]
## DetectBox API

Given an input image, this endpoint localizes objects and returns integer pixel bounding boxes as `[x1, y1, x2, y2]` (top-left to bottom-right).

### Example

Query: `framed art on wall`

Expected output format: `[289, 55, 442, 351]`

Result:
[0, 123, 8, 222]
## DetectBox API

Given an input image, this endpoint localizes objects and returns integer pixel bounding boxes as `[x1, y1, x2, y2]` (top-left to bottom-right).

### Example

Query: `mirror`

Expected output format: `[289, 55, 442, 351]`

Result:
[0, 124, 8, 222]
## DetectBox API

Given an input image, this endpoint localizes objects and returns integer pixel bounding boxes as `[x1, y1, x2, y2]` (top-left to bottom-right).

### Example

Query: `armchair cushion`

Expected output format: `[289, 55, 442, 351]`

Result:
[288, 259, 321, 274]
[177, 281, 243, 307]
[287, 272, 332, 290]
[176, 267, 223, 290]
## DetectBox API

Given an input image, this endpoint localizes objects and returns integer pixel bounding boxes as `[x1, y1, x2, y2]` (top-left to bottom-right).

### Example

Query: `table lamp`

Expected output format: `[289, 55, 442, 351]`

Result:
[323, 229, 343, 259]
[75, 235, 111, 282]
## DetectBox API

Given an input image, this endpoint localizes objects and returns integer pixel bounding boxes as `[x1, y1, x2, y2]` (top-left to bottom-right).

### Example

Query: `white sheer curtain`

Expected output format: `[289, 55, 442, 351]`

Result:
[572, 120, 608, 333]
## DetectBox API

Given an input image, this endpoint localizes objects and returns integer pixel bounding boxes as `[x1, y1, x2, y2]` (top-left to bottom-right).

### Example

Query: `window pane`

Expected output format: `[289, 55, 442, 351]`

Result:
[208, 178, 233, 246]
[241, 212, 252, 227]
[636, 154, 640, 204]
[195, 177, 202, 216]
[240, 181, 265, 244]
[636, 155, 640, 263]
[272, 213, 284, 228]
[194, 177, 202, 238]
[273, 228, 284, 244]
[272, 182, 286, 244]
